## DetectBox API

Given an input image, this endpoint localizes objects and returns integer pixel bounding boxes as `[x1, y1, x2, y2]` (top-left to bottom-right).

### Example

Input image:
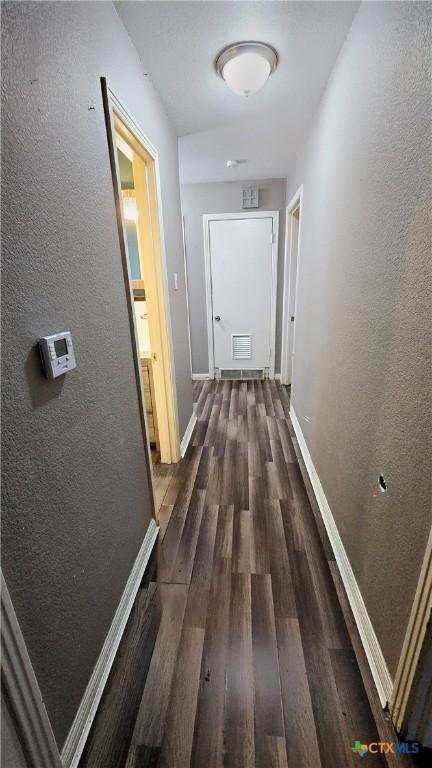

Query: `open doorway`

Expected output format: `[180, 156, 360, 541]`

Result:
[101, 79, 180, 500]
[115, 131, 162, 465]
[281, 185, 303, 388]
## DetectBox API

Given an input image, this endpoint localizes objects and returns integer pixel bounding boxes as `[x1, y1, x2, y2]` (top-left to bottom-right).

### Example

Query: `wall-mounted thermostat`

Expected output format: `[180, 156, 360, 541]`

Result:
[38, 331, 76, 379]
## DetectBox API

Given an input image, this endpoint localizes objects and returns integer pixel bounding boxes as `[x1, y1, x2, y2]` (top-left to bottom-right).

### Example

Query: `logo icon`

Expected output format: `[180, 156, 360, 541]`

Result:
[352, 741, 369, 758]
[352, 740, 420, 758]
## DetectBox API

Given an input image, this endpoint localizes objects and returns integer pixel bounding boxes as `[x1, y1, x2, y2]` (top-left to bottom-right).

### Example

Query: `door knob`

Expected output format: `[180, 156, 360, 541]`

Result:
[214, 315, 221, 322]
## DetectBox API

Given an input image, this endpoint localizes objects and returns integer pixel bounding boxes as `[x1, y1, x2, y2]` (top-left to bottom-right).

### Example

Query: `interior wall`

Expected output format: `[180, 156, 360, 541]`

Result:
[1, 0, 192, 747]
[181, 179, 286, 374]
[285, 0, 431, 678]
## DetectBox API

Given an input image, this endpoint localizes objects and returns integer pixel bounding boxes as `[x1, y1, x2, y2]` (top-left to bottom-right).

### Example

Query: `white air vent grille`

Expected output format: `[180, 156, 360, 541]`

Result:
[221, 369, 242, 380]
[243, 369, 264, 379]
[220, 369, 264, 380]
[232, 334, 252, 360]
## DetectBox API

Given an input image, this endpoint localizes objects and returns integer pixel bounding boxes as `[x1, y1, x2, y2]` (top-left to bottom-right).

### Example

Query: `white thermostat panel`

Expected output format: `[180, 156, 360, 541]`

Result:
[39, 331, 76, 379]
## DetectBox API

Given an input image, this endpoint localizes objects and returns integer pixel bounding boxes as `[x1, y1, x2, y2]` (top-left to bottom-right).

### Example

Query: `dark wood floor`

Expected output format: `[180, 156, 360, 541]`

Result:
[80, 379, 421, 768]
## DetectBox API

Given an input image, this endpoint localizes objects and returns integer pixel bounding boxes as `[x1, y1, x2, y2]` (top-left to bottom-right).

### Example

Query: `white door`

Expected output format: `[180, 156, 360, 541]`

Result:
[208, 216, 276, 373]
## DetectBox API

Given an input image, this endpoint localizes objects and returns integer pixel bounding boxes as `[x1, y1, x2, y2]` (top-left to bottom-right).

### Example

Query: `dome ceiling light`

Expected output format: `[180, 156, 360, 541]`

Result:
[215, 41, 278, 98]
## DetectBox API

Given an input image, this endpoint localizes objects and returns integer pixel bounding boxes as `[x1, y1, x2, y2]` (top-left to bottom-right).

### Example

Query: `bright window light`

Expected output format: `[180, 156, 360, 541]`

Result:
[123, 195, 138, 222]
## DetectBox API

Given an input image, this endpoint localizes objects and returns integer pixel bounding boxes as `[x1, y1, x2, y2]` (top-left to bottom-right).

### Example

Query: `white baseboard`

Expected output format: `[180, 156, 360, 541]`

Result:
[192, 373, 211, 380]
[289, 407, 393, 708]
[61, 519, 159, 768]
[180, 412, 197, 457]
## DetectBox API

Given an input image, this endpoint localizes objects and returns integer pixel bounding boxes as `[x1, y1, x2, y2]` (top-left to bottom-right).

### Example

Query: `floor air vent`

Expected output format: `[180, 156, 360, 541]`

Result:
[220, 369, 242, 380]
[243, 369, 265, 379]
[220, 369, 264, 380]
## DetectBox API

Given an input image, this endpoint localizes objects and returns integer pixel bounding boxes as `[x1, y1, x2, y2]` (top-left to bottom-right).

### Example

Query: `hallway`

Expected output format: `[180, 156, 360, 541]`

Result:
[1, 2, 431, 765]
[81, 380, 412, 768]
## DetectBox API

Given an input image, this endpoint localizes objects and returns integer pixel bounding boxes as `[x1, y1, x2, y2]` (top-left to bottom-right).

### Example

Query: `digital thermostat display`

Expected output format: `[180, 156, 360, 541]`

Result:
[54, 338, 68, 358]
[38, 331, 76, 379]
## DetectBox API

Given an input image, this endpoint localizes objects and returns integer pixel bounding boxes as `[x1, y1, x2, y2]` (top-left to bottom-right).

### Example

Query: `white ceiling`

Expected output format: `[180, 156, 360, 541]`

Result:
[116, 1, 359, 184]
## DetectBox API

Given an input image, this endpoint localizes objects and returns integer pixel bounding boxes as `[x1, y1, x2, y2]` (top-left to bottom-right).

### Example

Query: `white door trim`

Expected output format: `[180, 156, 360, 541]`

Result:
[1, 570, 63, 768]
[182, 214, 193, 379]
[390, 526, 432, 732]
[281, 185, 303, 386]
[203, 211, 279, 379]
[102, 78, 181, 471]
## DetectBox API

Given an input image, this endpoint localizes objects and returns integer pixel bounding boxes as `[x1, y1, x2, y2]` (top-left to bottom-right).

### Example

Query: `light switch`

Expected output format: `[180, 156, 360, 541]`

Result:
[174, 272, 179, 290]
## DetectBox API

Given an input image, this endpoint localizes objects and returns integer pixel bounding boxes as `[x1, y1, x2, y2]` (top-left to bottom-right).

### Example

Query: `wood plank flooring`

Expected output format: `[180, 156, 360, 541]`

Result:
[80, 379, 421, 768]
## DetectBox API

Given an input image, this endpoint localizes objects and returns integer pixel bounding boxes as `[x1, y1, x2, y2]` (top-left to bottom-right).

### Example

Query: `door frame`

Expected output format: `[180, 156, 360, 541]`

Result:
[281, 185, 303, 387]
[101, 78, 181, 480]
[1, 570, 63, 768]
[390, 526, 432, 732]
[182, 214, 194, 379]
[203, 210, 279, 379]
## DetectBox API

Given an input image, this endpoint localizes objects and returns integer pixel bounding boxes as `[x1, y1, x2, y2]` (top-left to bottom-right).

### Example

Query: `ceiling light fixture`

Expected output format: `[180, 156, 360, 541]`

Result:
[216, 41, 278, 98]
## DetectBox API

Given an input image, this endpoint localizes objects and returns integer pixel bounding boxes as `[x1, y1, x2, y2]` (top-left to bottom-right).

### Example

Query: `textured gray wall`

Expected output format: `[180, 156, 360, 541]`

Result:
[286, 1, 432, 677]
[181, 179, 286, 374]
[1, 0, 192, 747]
